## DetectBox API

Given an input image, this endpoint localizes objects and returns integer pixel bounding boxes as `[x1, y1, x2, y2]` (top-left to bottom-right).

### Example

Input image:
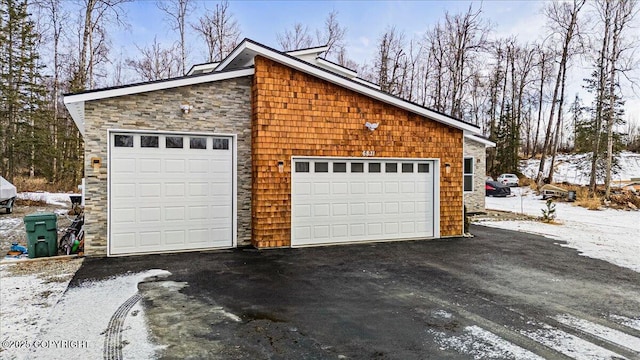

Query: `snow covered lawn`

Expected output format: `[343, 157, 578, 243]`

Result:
[481, 187, 640, 273]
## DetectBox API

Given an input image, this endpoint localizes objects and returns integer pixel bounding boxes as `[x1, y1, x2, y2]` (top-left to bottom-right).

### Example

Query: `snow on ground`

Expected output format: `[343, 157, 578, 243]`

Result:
[0, 259, 83, 359]
[481, 187, 640, 273]
[17, 192, 77, 207]
[430, 325, 544, 360]
[520, 151, 640, 185]
[27, 269, 171, 360]
[520, 322, 623, 360]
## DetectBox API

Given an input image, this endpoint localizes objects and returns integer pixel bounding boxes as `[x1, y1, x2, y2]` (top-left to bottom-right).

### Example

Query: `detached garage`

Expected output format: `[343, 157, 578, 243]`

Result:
[64, 39, 482, 256]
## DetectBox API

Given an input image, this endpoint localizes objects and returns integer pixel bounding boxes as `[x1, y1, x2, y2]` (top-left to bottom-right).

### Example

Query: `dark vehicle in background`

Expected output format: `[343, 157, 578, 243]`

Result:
[486, 180, 511, 197]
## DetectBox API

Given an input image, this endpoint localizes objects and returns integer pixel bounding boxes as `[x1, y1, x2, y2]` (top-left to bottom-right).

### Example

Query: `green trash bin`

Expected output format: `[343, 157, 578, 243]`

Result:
[24, 212, 58, 258]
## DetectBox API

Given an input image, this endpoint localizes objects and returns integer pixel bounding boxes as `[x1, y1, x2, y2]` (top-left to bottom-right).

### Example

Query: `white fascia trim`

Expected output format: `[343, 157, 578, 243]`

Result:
[187, 62, 220, 75]
[465, 134, 496, 147]
[219, 41, 481, 134]
[64, 68, 254, 104]
[286, 45, 329, 57]
[315, 57, 358, 78]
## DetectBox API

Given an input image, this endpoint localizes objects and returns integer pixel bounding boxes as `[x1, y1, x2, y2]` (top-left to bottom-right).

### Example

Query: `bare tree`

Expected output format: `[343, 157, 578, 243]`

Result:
[126, 37, 182, 81]
[192, 0, 241, 62]
[601, 0, 637, 198]
[315, 10, 346, 61]
[75, 0, 129, 91]
[536, 0, 586, 186]
[374, 26, 407, 96]
[277, 23, 313, 51]
[157, 0, 193, 75]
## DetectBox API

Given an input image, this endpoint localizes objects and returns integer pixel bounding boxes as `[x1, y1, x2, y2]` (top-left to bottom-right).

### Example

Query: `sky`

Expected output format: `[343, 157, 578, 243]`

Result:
[105, 0, 638, 126]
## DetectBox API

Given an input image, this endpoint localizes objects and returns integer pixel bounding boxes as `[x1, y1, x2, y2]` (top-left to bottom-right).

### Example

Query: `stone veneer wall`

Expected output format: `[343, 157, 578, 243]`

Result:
[463, 137, 487, 213]
[83, 77, 252, 256]
[251, 56, 465, 248]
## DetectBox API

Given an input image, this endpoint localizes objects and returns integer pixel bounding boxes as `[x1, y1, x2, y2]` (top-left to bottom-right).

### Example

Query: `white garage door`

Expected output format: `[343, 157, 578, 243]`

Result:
[291, 157, 437, 246]
[109, 132, 235, 255]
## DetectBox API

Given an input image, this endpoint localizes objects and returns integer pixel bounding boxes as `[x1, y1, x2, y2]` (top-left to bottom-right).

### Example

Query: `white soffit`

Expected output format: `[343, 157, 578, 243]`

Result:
[218, 40, 481, 135]
[465, 134, 496, 147]
[63, 68, 255, 137]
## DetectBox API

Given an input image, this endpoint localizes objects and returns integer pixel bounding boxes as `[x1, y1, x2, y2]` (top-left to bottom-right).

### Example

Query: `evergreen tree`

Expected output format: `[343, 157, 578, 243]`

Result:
[0, 0, 48, 181]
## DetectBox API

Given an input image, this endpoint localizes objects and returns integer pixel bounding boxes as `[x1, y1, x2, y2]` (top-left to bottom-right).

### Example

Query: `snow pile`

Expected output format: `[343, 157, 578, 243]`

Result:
[520, 151, 640, 185]
[482, 188, 640, 273]
[17, 192, 76, 207]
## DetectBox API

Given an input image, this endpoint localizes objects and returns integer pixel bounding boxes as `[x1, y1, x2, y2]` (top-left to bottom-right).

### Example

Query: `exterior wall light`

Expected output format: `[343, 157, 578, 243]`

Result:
[180, 103, 193, 114]
[364, 122, 379, 131]
[445, 163, 451, 174]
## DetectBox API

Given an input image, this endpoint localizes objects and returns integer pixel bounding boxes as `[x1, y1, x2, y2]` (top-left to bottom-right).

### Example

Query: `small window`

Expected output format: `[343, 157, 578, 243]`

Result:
[368, 163, 381, 173]
[212, 138, 229, 150]
[166, 136, 183, 149]
[351, 162, 364, 173]
[402, 163, 414, 173]
[385, 163, 397, 173]
[141, 136, 158, 148]
[114, 135, 133, 147]
[418, 163, 430, 173]
[464, 157, 474, 192]
[190, 137, 207, 149]
[295, 161, 309, 172]
[333, 162, 347, 173]
[315, 162, 329, 173]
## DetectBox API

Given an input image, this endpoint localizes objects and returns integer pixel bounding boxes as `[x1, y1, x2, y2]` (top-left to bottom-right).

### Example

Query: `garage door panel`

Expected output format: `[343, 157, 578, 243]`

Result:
[112, 158, 135, 173]
[294, 182, 311, 195]
[332, 203, 348, 216]
[292, 158, 435, 246]
[385, 182, 399, 193]
[139, 232, 161, 246]
[332, 224, 348, 238]
[165, 183, 185, 197]
[314, 182, 330, 195]
[165, 230, 185, 245]
[314, 204, 330, 216]
[110, 132, 234, 255]
[139, 207, 161, 222]
[188, 182, 209, 196]
[165, 159, 185, 172]
[367, 202, 382, 215]
[112, 208, 136, 223]
[165, 206, 185, 221]
[112, 183, 136, 198]
[140, 159, 161, 173]
[139, 183, 161, 197]
[368, 223, 382, 235]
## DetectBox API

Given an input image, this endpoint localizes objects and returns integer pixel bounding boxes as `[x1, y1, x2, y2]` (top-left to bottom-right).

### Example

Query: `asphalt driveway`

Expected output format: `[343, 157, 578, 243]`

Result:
[71, 225, 640, 359]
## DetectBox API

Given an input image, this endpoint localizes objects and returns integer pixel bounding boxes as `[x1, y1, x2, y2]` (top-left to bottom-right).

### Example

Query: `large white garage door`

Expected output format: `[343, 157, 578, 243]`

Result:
[109, 132, 234, 255]
[291, 158, 437, 246]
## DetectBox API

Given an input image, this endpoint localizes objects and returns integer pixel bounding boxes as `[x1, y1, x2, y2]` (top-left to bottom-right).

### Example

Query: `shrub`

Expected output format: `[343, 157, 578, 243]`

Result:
[541, 199, 556, 223]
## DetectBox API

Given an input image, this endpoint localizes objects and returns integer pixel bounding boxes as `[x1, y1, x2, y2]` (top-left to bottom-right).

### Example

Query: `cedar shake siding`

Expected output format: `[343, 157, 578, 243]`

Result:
[251, 56, 464, 248]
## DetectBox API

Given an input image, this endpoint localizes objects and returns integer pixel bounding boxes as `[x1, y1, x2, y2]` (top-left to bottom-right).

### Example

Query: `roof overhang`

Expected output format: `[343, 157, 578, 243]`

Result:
[465, 134, 496, 147]
[63, 68, 254, 136]
[217, 39, 481, 135]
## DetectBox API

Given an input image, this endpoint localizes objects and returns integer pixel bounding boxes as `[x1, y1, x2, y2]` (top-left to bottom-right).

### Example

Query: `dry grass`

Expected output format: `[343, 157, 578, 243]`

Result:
[16, 198, 49, 207]
[575, 192, 602, 210]
[10, 176, 77, 193]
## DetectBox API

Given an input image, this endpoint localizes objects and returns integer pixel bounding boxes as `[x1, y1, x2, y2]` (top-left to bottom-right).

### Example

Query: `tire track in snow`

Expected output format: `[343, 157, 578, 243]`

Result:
[103, 293, 142, 360]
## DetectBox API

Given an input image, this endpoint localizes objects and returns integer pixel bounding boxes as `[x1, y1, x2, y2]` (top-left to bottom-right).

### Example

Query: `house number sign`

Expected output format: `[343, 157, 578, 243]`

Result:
[362, 150, 375, 157]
